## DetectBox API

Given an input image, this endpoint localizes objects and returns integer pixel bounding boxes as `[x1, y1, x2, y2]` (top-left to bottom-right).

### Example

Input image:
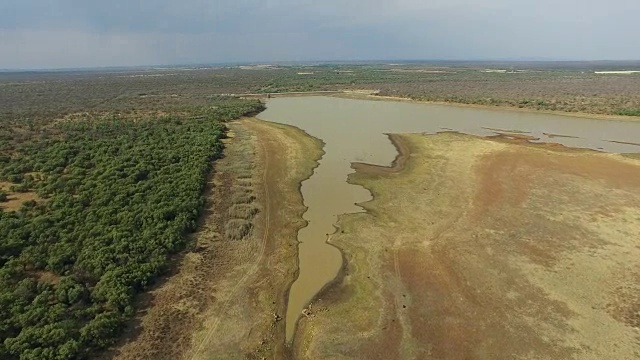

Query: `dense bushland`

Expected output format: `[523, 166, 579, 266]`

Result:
[2, 63, 640, 121]
[0, 99, 263, 359]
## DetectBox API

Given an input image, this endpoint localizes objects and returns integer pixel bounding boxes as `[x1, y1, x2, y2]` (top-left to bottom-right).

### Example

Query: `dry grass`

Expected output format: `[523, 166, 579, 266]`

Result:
[231, 190, 256, 204]
[0, 181, 40, 211]
[228, 160, 252, 171]
[224, 139, 256, 183]
[228, 204, 259, 220]
[228, 157, 253, 180]
[233, 169, 253, 179]
[222, 126, 258, 241]
[31, 271, 62, 285]
[235, 178, 253, 187]
[225, 219, 253, 240]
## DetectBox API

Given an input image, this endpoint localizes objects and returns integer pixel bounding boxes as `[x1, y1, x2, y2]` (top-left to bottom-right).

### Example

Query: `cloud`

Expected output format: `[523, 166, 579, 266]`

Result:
[1, 0, 639, 68]
[0, 30, 159, 69]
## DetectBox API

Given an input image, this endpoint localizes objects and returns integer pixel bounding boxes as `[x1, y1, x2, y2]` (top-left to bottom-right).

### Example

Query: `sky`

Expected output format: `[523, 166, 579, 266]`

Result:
[1, 0, 639, 69]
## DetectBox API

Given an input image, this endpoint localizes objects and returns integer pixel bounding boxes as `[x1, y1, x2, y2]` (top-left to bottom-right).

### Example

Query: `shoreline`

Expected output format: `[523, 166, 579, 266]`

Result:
[337, 93, 640, 122]
[292, 130, 640, 358]
[290, 133, 413, 356]
[288, 129, 639, 357]
[240, 90, 640, 122]
[244, 118, 326, 357]
[350, 133, 411, 176]
[254, 101, 640, 356]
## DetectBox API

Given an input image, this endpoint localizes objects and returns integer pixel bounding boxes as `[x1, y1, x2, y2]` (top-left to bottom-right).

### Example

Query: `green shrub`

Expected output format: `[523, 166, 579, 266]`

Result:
[616, 108, 640, 117]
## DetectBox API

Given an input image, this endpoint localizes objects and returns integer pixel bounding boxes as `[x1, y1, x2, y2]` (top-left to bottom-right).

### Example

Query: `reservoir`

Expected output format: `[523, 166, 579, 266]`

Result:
[256, 96, 640, 342]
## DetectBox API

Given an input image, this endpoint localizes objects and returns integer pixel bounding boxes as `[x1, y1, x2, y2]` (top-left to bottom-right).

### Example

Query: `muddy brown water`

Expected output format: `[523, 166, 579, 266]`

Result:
[256, 96, 640, 342]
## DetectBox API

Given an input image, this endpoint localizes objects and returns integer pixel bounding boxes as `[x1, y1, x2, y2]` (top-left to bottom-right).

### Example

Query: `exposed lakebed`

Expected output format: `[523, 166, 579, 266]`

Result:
[256, 96, 640, 342]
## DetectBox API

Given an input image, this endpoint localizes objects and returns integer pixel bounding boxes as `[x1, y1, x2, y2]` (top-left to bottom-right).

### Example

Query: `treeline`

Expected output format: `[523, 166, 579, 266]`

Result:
[3, 66, 640, 119]
[0, 99, 264, 359]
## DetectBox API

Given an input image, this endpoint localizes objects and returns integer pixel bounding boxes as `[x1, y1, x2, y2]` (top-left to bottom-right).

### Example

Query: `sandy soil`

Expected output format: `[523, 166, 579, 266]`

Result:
[109, 118, 322, 359]
[294, 132, 640, 359]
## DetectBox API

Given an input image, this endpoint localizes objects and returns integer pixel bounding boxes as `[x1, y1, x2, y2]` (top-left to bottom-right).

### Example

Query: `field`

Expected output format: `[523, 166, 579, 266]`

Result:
[293, 133, 640, 359]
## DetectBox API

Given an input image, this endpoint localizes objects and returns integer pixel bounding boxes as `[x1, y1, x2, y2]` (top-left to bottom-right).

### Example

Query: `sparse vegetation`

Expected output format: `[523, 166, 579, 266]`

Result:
[222, 129, 259, 241]
[225, 219, 254, 240]
[234, 170, 253, 179]
[228, 204, 259, 220]
[236, 178, 253, 187]
[231, 191, 256, 204]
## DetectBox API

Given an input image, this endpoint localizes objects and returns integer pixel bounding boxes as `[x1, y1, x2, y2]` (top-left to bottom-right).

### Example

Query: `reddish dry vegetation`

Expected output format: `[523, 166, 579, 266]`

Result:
[296, 133, 640, 359]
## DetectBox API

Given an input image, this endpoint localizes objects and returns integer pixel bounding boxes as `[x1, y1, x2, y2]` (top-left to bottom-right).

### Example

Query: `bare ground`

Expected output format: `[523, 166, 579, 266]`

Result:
[294, 132, 640, 359]
[0, 181, 40, 211]
[109, 118, 322, 360]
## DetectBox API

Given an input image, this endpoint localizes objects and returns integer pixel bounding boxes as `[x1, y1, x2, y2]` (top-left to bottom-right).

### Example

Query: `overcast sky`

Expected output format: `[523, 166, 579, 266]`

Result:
[1, 0, 639, 69]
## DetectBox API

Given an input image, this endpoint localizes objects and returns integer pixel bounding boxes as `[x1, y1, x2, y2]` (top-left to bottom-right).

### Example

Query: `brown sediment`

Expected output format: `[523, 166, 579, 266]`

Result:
[483, 126, 532, 134]
[544, 132, 580, 139]
[486, 133, 585, 151]
[606, 139, 640, 147]
[490, 131, 541, 141]
[295, 131, 640, 359]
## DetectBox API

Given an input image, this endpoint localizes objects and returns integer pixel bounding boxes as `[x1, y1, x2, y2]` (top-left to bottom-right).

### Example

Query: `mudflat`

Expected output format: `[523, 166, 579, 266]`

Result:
[294, 132, 640, 359]
[258, 96, 640, 344]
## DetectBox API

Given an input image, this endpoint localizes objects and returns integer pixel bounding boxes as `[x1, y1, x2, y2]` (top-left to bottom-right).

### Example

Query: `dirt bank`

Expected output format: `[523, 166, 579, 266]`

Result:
[294, 132, 640, 359]
[235, 89, 640, 122]
[109, 118, 322, 359]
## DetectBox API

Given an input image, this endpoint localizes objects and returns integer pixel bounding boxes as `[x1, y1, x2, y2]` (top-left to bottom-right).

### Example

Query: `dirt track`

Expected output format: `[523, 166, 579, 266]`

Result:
[294, 132, 640, 359]
[110, 119, 322, 359]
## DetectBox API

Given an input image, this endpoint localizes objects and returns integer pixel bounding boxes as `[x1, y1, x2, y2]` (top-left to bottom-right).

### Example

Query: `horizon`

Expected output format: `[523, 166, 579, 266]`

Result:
[3, 58, 640, 72]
